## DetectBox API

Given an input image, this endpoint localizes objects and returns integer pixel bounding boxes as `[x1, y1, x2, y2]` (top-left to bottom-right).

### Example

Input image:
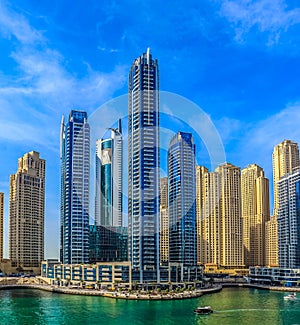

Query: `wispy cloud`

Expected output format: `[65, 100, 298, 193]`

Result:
[0, 2, 127, 149]
[219, 0, 300, 45]
[98, 46, 119, 53]
[218, 102, 300, 180]
[243, 103, 300, 151]
[0, 1, 44, 44]
[0, 121, 58, 151]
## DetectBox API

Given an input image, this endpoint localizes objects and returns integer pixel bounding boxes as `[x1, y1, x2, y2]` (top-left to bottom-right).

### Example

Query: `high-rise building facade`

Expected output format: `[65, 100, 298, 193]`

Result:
[0, 192, 4, 261]
[160, 177, 169, 264]
[273, 140, 300, 216]
[196, 166, 209, 264]
[92, 119, 126, 263]
[198, 170, 220, 266]
[265, 215, 279, 267]
[277, 169, 300, 268]
[216, 163, 243, 268]
[89, 225, 128, 263]
[128, 49, 160, 282]
[60, 110, 90, 264]
[95, 119, 123, 227]
[9, 151, 45, 268]
[168, 132, 196, 266]
[198, 163, 243, 268]
[270, 140, 299, 267]
[241, 164, 270, 267]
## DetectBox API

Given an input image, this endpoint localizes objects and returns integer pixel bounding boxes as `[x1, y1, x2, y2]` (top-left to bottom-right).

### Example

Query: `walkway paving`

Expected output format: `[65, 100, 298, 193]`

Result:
[1, 281, 300, 300]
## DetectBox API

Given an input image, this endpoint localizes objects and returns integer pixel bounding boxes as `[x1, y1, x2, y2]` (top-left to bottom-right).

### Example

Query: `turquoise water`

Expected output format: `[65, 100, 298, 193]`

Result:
[0, 288, 299, 324]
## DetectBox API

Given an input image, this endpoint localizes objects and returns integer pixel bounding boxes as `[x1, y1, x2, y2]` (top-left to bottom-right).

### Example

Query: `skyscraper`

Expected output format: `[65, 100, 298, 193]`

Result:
[271, 140, 299, 267]
[60, 110, 90, 264]
[128, 49, 160, 282]
[198, 170, 219, 266]
[95, 119, 123, 227]
[0, 192, 3, 261]
[265, 216, 278, 267]
[160, 177, 169, 264]
[9, 151, 45, 269]
[273, 140, 300, 216]
[91, 119, 127, 263]
[277, 169, 300, 268]
[216, 163, 243, 267]
[198, 163, 243, 268]
[196, 166, 209, 264]
[241, 164, 270, 267]
[168, 132, 196, 266]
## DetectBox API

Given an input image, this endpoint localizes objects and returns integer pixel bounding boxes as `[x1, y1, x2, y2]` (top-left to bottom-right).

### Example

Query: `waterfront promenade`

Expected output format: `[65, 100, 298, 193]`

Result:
[1, 277, 300, 300]
[0, 282, 221, 300]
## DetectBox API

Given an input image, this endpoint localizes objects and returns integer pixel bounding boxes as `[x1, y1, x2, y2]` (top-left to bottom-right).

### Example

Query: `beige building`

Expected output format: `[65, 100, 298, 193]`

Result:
[159, 177, 169, 264]
[9, 151, 45, 271]
[198, 163, 243, 268]
[0, 192, 3, 261]
[216, 163, 243, 268]
[241, 164, 270, 267]
[270, 140, 299, 267]
[272, 140, 300, 217]
[265, 216, 279, 267]
[196, 166, 209, 264]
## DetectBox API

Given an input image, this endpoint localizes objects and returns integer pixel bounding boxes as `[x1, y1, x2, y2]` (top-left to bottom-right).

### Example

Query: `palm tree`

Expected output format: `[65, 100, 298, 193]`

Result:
[80, 279, 84, 288]
[133, 281, 137, 291]
[95, 280, 101, 290]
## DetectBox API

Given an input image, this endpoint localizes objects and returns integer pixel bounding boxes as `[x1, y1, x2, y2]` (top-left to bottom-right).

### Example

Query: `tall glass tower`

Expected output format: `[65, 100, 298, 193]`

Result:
[95, 119, 123, 227]
[60, 110, 90, 264]
[168, 132, 196, 266]
[90, 119, 126, 263]
[128, 49, 160, 282]
[278, 169, 300, 268]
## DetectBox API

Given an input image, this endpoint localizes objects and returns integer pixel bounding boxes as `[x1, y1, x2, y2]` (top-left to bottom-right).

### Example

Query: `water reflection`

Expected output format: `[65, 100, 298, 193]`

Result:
[0, 288, 299, 324]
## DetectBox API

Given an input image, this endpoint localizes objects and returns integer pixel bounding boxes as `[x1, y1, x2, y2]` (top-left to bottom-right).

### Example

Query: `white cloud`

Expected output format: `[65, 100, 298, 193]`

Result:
[219, 0, 300, 45]
[0, 1, 44, 44]
[243, 103, 300, 150]
[0, 2, 127, 148]
[97, 46, 119, 53]
[220, 103, 300, 180]
[0, 120, 58, 152]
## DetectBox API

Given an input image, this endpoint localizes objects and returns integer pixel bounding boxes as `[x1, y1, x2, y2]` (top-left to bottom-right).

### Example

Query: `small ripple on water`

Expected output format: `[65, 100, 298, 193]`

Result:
[217, 308, 279, 313]
[1, 288, 300, 325]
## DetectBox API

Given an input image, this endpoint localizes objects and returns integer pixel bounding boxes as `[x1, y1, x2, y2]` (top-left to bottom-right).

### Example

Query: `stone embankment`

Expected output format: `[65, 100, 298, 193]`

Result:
[1, 280, 300, 300]
[0, 281, 222, 300]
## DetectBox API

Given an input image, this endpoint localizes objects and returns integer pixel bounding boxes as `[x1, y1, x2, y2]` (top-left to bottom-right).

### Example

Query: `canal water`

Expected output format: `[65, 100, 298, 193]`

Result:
[0, 287, 299, 324]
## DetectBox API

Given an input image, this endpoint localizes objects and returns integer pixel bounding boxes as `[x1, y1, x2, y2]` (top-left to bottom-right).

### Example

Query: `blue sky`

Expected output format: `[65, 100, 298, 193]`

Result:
[1, 0, 300, 259]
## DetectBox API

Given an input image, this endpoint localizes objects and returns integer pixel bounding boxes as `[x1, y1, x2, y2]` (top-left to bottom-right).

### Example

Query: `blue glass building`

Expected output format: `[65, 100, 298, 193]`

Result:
[60, 110, 90, 264]
[128, 49, 160, 282]
[95, 119, 123, 227]
[278, 168, 300, 268]
[89, 225, 128, 263]
[168, 132, 196, 266]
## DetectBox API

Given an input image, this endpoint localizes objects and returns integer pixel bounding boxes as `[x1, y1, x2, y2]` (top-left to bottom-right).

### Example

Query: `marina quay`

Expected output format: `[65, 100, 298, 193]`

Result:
[249, 267, 300, 286]
[41, 260, 132, 289]
[40, 260, 203, 290]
